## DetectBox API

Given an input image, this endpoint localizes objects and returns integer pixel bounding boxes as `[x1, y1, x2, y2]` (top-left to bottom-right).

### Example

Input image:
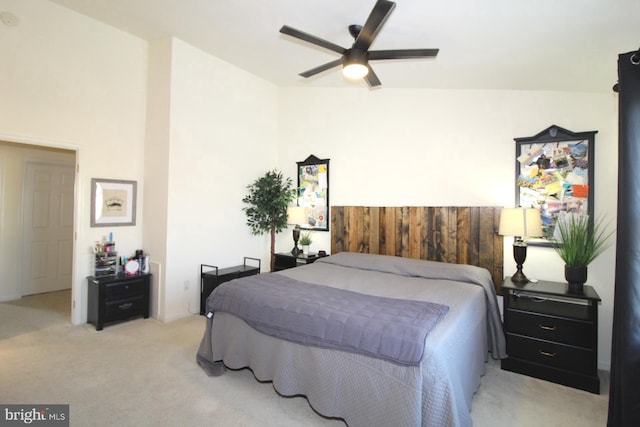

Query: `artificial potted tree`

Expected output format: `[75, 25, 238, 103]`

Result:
[551, 213, 614, 293]
[242, 169, 295, 272]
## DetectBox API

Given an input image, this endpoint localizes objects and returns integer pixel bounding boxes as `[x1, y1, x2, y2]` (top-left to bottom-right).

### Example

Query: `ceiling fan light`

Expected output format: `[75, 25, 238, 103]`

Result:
[343, 63, 368, 79]
[343, 49, 369, 79]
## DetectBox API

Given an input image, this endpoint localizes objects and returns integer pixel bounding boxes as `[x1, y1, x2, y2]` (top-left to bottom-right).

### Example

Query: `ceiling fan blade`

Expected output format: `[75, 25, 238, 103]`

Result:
[299, 58, 344, 78]
[369, 48, 439, 60]
[364, 66, 381, 87]
[353, 0, 396, 51]
[280, 25, 346, 55]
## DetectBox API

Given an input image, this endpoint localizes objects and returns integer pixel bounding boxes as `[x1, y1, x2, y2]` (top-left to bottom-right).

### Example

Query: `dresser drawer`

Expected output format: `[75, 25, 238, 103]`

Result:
[506, 334, 595, 375]
[506, 310, 594, 348]
[105, 296, 146, 322]
[506, 293, 592, 321]
[105, 279, 145, 300]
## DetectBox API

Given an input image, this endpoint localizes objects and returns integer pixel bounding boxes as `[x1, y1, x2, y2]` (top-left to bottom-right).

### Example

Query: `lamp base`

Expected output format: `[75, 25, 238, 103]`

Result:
[511, 242, 529, 284]
[291, 225, 301, 256]
[510, 269, 529, 284]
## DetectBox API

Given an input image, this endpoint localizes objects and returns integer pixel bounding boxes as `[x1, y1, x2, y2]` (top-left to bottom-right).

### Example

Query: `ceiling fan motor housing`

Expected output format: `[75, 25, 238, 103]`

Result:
[345, 49, 368, 66]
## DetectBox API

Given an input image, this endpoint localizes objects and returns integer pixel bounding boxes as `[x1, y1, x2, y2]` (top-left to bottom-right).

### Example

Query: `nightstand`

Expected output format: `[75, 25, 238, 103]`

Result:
[501, 278, 601, 393]
[274, 252, 324, 271]
[200, 257, 260, 315]
[87, 273, 151, 331]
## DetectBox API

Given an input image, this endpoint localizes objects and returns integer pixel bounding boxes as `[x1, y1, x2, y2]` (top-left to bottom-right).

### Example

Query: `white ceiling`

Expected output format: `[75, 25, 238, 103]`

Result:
[46, 0, 639, 92]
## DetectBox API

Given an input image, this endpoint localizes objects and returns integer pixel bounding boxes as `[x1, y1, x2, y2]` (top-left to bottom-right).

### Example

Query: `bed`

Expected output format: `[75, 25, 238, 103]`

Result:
[197, 206, 506, 427]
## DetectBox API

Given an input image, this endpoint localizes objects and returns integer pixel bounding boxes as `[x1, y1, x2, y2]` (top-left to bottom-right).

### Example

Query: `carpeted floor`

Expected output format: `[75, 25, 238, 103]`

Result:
[0, 290, 609, 426]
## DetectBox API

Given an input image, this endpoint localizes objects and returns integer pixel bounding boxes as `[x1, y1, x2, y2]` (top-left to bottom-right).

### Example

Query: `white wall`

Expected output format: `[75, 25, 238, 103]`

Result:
[142, 37, 172, 321]
[277, 87, 618, 370]
[0, 0, 148, 323]
[147, 38, 279, 322]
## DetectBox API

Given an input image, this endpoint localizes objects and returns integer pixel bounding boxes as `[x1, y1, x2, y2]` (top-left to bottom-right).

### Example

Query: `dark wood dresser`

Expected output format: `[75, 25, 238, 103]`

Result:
[87, 273, 151, 331]
[501, 278, 601, 393]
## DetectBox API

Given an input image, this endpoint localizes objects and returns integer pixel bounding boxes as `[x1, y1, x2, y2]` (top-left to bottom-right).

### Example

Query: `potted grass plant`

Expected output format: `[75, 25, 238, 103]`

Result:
[299, 230, 312, 254]
[551, 213, 614, 293]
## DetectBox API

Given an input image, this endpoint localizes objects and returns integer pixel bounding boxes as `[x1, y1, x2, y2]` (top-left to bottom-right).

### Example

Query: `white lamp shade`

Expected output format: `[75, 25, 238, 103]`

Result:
[287, 206, 306, 225]
[499, 208, 543, 238]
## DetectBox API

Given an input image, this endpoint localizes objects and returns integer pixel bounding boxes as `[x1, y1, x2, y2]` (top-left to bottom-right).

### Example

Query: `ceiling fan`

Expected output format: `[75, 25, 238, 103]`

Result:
[279, 0, 439, 87]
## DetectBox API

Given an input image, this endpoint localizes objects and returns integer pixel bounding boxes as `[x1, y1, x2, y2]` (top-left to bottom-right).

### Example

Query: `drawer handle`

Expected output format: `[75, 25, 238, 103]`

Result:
[539, 350, 556, 357]
[119, 302, 133, 310]
[538, 324, 557, 331]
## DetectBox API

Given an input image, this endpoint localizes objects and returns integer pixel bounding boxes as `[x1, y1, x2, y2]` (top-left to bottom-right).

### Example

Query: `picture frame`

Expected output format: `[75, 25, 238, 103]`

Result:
[297, 155, 330, 231]
[90, 178, 137, 227]
[514, 125, 597, 246]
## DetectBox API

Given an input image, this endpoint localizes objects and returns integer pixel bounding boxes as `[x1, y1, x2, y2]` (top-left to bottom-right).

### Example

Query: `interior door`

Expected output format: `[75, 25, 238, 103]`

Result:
[21, 162, 75, 295]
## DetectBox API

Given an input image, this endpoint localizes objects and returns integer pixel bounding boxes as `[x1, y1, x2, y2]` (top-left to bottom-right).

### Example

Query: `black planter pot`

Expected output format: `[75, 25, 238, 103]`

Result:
[565, 265, 587, 293]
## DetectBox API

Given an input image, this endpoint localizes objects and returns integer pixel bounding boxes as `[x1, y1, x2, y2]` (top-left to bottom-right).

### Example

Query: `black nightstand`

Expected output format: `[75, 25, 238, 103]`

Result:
[274, 252, 324, 271]
[87, 273, 152, 331]
[200, 257, 260, 315]
[501, 278, 601, 393]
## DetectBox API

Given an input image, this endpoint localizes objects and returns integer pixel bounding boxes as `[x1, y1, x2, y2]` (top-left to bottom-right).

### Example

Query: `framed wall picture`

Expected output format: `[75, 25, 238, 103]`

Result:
[514, 125, 597, 246]
[90, 178, 137, 227]
[297, 155, 329, 231]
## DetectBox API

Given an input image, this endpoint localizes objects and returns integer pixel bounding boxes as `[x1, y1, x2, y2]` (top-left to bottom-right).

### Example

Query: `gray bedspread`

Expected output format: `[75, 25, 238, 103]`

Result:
[316, 252, 507, 359]
[201, 274, 449, 366]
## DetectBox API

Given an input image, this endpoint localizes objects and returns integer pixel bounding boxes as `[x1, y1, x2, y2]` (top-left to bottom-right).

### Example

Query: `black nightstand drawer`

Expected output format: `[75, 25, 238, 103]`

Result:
[507, 334, 595, 375]
[105, 296, 146, 322]
[105, 279, 146, 300]
[274, 252, 324, 271]
[506, 293, 592, 321]
[505, 310, 594, 348]
[274, 254, 297, 270]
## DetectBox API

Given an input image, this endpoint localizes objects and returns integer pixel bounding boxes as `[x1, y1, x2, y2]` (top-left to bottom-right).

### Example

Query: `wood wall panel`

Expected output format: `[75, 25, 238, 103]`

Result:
[331, 206, 504, 294]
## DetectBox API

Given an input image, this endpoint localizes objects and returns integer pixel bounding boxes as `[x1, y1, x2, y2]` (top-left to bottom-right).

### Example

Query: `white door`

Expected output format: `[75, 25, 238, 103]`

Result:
[21, 162, 75, 295]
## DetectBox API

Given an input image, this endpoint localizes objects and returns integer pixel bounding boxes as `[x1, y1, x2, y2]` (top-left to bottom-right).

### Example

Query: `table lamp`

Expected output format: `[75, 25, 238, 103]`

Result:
[287, 206, 306, 256]
[499, 207, 543, 283]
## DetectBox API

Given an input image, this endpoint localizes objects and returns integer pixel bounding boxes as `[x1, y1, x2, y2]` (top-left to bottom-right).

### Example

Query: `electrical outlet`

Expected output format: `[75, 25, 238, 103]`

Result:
[183, 280, 189, 291]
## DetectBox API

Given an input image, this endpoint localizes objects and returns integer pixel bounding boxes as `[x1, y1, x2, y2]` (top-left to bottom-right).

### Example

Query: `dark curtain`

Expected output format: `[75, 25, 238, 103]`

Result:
[608, 50, 640, 426]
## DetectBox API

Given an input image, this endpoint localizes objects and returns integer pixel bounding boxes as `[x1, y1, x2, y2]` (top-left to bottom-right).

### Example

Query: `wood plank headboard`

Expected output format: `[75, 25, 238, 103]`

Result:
[331, 206, 504, 294]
